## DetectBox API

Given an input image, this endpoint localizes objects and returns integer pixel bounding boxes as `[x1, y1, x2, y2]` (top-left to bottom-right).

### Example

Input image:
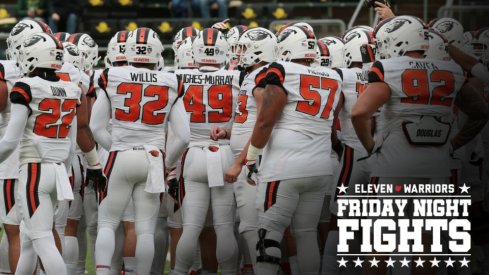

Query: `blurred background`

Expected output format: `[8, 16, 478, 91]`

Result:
[0, 0, 488, 65]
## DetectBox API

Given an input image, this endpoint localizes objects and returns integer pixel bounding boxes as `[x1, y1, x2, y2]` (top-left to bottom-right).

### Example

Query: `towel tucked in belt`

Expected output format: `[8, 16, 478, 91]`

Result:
[206, 145, 224, 188]
[55, 163, 74, 201]
[144, 145, 165, 193]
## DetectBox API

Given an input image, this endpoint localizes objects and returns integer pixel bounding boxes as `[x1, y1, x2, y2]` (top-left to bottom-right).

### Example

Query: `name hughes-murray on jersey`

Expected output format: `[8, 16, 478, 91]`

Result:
[180, 74, 233, 85]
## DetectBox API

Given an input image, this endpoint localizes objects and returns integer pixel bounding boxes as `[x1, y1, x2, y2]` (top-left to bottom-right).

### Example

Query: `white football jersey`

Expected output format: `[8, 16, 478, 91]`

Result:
[10, 76, 81, 164]
[98, 66, 181, 151]
[257, 61, 343, 182]
[337, 67, 368, 153]
[177, 67, 242, 143]
[0, 60, 21, 179]
[369, 56, 466, 177]
[230, 66, 267, 155]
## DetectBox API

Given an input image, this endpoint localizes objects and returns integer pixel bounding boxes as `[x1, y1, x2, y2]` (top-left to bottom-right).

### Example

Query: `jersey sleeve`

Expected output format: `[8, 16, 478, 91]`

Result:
[176, 75, 185, 98]
[98, 68, 109, 92]
[86, 73, 96, 98]
[10, 81, 33, 114]
[334, 68, 343, 81]
[254, 67, 268, 89]
[264, 62, 286, 93]
[368, 61, 385, 83]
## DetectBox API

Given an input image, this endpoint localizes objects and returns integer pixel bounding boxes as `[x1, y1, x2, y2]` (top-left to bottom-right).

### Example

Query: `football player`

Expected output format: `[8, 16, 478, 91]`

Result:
[173, 28, 241, 275]
[0, 32, 81, 275]
[0, 18, 49, 274]
[245, 25, 342, 275]
[90, 27, 189, 275]
[224, 27, 277, 273]
[352, 15, 489, 274]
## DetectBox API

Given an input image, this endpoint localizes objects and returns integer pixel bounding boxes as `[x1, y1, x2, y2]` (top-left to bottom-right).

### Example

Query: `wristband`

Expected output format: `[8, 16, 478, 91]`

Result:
[246, 144, 262, 161]
[84, 147, 100, 166]
[471, 62, 489, 85]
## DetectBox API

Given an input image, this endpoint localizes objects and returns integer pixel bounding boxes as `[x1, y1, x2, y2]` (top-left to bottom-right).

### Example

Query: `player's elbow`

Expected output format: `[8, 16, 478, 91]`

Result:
[351, 104, 370, 121]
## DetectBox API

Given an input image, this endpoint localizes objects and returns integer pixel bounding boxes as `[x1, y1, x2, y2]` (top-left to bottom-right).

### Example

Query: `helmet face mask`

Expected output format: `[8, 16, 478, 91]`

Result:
[18, 33, 64, 75]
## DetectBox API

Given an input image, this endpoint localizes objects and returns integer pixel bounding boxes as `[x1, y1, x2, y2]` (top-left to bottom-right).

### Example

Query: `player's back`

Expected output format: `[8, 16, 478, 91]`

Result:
[338, 66, 367, 152]
[369, 56, 466, 178]
[11, 75, 81, 164]
[178, 67, 241, 143]
[258, 61, 342, 182]
[100, 65, 180, 151]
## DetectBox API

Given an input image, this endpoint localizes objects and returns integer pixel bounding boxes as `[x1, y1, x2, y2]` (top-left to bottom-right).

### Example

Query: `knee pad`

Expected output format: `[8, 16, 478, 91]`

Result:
[256, 228, 281, 265]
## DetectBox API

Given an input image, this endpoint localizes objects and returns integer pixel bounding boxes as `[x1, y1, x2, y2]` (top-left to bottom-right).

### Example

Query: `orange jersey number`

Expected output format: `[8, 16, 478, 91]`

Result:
[183, 85, 233, 123]
[34, 98, 77, 138]
[115, 83, 169, 124]
[296, 75, 339, 119]
[234, 94, 248, 123]
[401, 69, 455, 106]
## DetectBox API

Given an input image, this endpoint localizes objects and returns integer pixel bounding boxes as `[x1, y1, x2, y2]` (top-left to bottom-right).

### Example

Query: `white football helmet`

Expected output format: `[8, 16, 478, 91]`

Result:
[176, 37, 197, 69]
[343, 28, 374, 67]
[429, 17, 465, 46]
[343, 25, 374, 40]
[226, 25, 248, 52]
[106, 31, 129, 65]
[317, 36, 345, 68]
[192, 28, 229, 65]
[63, 42, 84, 69]
[294, 22, 315, 34]
[69, 33, 100, 71]
[6, 18, 52, 61]
[125, 27, 164, 65]
[18, 33, 64, 74]
[373, 17, 394, 60]
[277, 26, 317, 61]
[172, 26, 199, 53]
[236, 27, 277, 68]
[382, 15, 428, 58]
[424, 29, 450, 61]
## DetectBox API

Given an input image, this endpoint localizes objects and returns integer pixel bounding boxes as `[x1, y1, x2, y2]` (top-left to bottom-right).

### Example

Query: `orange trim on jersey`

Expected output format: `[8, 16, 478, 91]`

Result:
[11, 86, 31, 103]
[266, 68, 284, 84]
[100, 71, 108, 90]
[370, 67, 384, 82]
[100, 151, 118, 204]
[56, 72, 71, 82]
[177, 79, 184, 97]
[255, 72, 266, 86]
[367, 46, 375, 62]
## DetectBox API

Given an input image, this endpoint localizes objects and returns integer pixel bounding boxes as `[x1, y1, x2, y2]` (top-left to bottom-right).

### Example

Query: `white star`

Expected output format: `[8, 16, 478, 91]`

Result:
[353, 257, 364, 267]
[445, 257, 455, 267]
[385, 257, 396, 267]
[414, 257, 425, 267]
[400, 257, 410, 267]
[337, 183, 348, 194]
[459, 183, 470, 194]
[337, 257, 348, 267]
[459, 257, 470, 267]
[430, 257, 440, 267]
[369, 257, 380, 267]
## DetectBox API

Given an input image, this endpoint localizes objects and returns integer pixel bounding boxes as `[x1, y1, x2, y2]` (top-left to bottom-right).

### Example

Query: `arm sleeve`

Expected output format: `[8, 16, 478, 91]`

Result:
[165, 98, 190, 169]
[89, 92, 112, 151]
[368, 61, 385, 83]
[10, 81, 33, 115]
[98, 68, 109, 96]
[471, 62, 489, 86]
[264, 62, 287, 93]
[0, 104, 29, 163]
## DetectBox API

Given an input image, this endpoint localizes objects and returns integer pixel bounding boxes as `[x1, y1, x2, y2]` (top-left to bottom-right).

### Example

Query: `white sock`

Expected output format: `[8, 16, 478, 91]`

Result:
[95, 227, 115, 274]
[136, 233, 155, 275]
[289, 256, 299, 275]
[123, 257, 137, 275]
[321, 230, 339, 275]
[64, 236, 79, 275]
[0, 234, 10, 274]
